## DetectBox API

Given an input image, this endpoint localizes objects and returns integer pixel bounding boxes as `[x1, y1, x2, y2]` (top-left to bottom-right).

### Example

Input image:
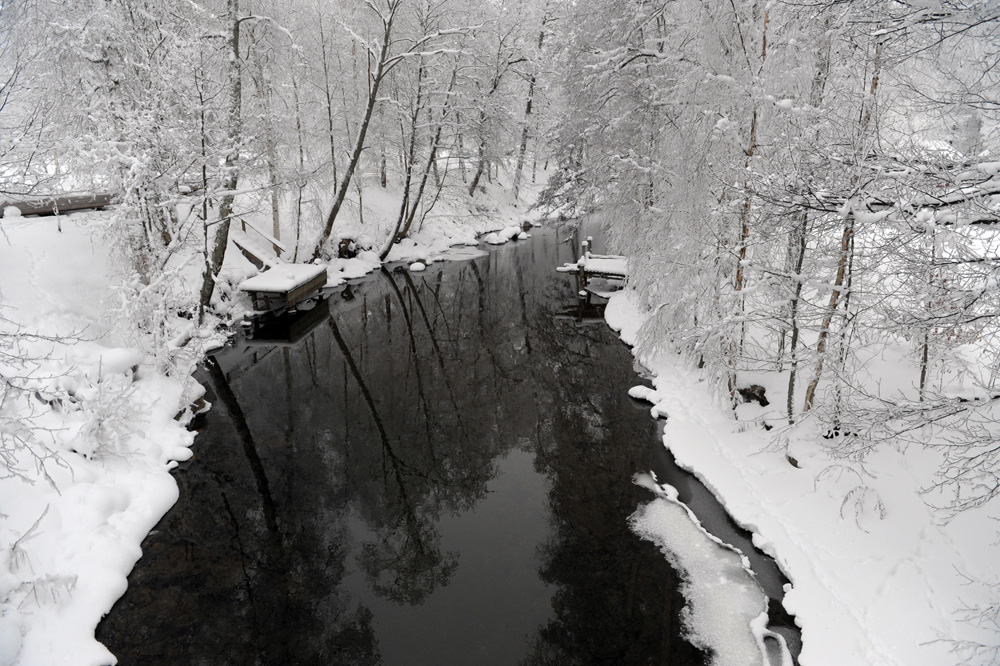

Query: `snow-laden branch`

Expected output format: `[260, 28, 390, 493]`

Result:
[337, 21, 377, 60]
[235, 13, 298, 48]
[382, 25, 481, 75]
[384, 48, 462, 72]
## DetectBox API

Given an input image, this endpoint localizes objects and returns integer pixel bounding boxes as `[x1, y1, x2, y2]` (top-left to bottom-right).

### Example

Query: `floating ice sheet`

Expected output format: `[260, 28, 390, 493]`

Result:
[631, 474, 791, 666]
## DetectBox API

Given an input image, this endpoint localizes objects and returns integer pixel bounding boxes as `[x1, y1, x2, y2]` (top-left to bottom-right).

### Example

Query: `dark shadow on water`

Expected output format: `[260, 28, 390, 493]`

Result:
[97, 227, 791, 665]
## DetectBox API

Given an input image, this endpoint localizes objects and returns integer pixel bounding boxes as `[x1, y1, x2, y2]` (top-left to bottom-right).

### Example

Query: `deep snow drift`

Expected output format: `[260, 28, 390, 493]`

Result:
[0, 212, 207, 666]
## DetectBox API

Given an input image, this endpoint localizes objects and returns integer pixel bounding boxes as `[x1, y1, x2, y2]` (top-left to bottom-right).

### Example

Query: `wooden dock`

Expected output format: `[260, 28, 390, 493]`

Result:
[239, 263, 328, 313]
[234, 218, 327, 314]
[243, 297, 330, 344]
[556, 237, 627, 294]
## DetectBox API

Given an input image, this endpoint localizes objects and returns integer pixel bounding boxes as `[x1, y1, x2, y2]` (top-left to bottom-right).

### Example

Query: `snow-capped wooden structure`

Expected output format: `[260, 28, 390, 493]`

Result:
[556, 237, 628, 293]
[233, 219, 327, 314]
[239, 263, 327, 313]
[231, 218, 286, 269]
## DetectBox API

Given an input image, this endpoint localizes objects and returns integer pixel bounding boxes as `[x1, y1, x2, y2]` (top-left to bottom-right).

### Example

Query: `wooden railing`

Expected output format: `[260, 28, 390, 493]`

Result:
[239, 218, 286, 256]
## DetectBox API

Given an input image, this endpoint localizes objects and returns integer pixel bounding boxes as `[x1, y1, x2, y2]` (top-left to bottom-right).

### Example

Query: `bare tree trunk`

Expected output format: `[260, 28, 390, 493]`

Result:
[467, 141, 487, 196]
[386, 59, 427, 256]
[318, 17, 338, 185]
[199, 0, 242, 314]
[467, 36, 518, 198]
[456, 111, 466, 183]
[919, 233, 936, 401]
[919, 329, 930, 400]
[312, 4, 398, 261]
[727, 8, 769, 404]
[380, 106, 388, 188]
[381, 65, 457, 258]
[511, 70, 535, 199]
[248, 28, 281, 244]
[832, 219, 857, 427]
[292, 72, 307, 262]
[512, 10, 550, 198]
[802, 215, 854, 412]
[802, 36, 881, 414]
[196, 61, 211, 325]
[398, 100, 449, 241]
[785, 212, 808, 424]
[784, 16, 831, 422]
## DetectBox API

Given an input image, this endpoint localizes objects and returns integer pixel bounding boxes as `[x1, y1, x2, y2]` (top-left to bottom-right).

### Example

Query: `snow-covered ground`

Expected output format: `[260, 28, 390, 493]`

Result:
[0, 174, 544, 666]
[0, 212, 211, 666]
[608, 289, 1000, 666]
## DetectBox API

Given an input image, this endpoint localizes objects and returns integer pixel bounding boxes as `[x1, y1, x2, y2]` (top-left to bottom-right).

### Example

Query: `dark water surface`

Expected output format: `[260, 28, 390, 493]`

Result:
[98, 227, 746, 665]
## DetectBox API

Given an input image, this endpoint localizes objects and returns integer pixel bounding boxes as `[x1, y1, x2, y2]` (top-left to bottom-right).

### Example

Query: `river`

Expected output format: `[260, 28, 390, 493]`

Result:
[97, 223, 798, 665]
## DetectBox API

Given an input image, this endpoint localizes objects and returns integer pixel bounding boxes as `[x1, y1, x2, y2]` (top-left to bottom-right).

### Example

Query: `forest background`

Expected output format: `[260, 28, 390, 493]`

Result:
[2, 0, 1000, 664]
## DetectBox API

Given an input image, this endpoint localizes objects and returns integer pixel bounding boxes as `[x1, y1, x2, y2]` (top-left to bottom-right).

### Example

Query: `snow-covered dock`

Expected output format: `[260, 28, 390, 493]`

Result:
[556, 237, 628, 292]
[238, 263, 327, 313]
[231, 218, 328, 314]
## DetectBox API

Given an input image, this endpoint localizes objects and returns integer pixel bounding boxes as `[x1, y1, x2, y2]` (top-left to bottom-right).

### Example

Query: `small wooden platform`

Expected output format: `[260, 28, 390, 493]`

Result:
[238, 263, 328, 313]
[231, 218, 286, 270]
[556, 238, 627, 293]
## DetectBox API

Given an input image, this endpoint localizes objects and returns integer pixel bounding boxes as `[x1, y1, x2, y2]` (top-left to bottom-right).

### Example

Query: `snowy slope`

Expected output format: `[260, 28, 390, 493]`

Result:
[0, 213, 206, 666]
[607, 288, 1000, 666]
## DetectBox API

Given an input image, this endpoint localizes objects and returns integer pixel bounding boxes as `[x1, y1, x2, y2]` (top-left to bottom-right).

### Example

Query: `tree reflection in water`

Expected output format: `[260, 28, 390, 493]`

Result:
[98, 227, 708, 666]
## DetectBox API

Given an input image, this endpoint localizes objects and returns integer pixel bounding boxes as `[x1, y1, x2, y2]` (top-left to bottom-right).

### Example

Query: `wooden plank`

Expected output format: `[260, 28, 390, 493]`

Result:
[556, 261, 627, 281]
[286, 272, 328, 308]
[238, 218, 286, 254]
[233, 238, 269, 270]
[251, 291, 287, 312]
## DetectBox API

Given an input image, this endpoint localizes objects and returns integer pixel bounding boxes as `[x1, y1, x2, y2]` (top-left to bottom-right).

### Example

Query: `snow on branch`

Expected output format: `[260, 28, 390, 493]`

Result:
[236, 13, 298, 47]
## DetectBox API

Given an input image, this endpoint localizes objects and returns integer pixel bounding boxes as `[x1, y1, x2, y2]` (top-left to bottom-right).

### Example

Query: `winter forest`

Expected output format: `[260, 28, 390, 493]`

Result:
[2, 0, 1000, 664]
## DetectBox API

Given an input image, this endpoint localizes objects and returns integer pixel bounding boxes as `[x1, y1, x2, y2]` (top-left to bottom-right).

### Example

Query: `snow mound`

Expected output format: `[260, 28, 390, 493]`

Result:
[604, 288, 645, 346]
[0, 616, 22, 666]
[482, 225, 524, 245]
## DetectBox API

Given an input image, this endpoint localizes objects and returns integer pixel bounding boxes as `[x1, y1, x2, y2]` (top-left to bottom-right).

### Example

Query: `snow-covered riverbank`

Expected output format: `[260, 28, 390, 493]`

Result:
[0, 212, 211, 666]
[607, 289, 1000, 666]
[7, 197, 996, 666]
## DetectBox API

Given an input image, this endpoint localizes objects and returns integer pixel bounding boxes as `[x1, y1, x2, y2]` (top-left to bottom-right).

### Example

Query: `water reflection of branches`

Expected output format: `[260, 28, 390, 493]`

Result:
[380, 268, 445, 455]
[391, 267, 466, 423]
[205, 358, 279, 537]
[328, 312, 459, 604]
[415, 270, 457, 346]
